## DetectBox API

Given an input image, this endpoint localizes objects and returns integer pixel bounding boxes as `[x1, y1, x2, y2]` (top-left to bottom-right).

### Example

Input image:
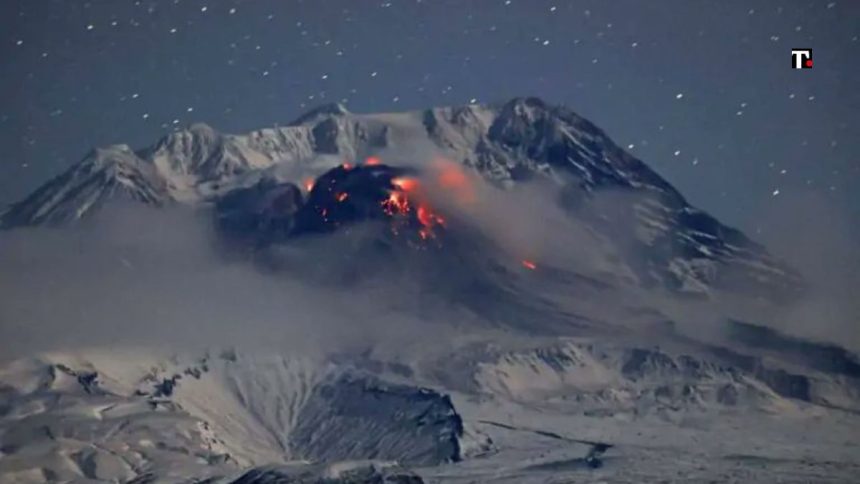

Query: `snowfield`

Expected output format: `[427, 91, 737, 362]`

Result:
[1, 342, 858, 483]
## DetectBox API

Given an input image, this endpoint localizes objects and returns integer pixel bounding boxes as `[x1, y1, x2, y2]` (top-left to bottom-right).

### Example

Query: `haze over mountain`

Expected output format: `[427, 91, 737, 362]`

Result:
[0, 98, 858, 483]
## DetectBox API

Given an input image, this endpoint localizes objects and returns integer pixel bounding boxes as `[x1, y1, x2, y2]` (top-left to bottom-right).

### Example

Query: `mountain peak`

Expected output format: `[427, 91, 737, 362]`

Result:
[186, 122, 218, 136]
[80, 145, 136, 171]
[0, 97, 802, 299]
[160, 122, 222, 147]
[501, 96, 549, 110]
[291, 102, 351, 125]
[0, 147, 167, 227]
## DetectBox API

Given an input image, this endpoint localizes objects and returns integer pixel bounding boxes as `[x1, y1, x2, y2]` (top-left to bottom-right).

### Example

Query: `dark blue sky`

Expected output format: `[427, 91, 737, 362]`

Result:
[1, 0, 857, 238]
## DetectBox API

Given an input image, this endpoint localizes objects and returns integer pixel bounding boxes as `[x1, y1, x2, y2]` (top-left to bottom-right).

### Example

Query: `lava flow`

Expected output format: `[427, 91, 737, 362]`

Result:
[383, 175, 446, 240]
[382, 190, 410, 216]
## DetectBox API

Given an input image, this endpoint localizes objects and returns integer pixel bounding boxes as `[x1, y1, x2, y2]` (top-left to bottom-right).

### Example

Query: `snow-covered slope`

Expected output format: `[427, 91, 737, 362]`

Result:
[2, 331, 859, 483]
[1, 98, 800, 299]
[0, 146, 170, 227]
[0, 349, 489, 483]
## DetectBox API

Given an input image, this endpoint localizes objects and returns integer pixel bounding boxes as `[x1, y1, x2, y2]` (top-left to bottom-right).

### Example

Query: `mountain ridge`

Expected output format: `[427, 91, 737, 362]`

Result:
[0, 97, 802, 298]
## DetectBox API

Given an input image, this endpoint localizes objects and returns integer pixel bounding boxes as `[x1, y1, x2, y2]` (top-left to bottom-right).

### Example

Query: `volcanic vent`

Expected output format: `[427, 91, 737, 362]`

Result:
[216, 159, 451, 248]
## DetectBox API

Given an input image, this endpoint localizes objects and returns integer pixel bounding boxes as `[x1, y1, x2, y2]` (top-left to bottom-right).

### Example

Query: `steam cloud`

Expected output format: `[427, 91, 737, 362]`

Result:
[0, 150, 857, 362]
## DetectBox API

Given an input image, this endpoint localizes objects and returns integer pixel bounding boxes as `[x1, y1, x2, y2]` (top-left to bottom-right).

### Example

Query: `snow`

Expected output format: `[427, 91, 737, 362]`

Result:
[3, 336, 859, 483]
[0, 98, 837, 482]
[0, 98, 800, 307]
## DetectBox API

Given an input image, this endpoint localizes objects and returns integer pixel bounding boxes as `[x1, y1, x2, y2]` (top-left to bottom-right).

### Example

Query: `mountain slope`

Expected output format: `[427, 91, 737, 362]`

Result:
[2, 334, 859, 483]
[1, 98, 856, 484]
[0, 145, 169, 227]
[0, 98, 801, 299]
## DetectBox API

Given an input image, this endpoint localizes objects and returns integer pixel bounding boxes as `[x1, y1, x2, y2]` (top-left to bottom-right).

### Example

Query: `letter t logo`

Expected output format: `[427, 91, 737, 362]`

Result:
[791, 49, 813, 69]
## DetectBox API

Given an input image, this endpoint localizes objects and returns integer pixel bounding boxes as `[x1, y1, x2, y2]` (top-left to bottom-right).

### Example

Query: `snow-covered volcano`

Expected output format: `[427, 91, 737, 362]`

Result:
[1, 97, 801, 299]
[1, 99, 857, 483]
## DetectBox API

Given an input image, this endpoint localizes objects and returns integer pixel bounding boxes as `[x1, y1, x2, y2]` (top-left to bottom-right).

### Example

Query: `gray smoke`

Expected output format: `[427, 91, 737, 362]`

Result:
[0, 157, 856, 362]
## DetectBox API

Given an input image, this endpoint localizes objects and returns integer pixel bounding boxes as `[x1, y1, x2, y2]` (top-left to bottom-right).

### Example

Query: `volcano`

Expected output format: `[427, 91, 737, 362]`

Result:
[215, 163, 444, 247]
[1, 98, 857, 484]
[1, 97, 802, 299]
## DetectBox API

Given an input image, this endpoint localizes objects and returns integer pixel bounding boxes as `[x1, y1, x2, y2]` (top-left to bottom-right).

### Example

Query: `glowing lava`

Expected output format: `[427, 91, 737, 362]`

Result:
[336, 192, 349, 202]
[521, 260, 537, 270]
[364, 156, 382, 166]
[417, 205, 445, 228]
[303, 178, 315, 192]
[382, 175, 446, 241]
[391, 177, 420, 192]
[382, 191, 410, 216]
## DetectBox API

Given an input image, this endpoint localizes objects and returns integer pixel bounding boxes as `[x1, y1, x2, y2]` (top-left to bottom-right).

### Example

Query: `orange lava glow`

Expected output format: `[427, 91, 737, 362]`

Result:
[432, 159, 476, 205]
[342, 162, 353, 170]
[521, 260, 537, 270]
[381, 175, 446, 241]
[303, 178, 315, 192]
[437, 163, 468, 189]
[382, 191, 410, 216]
[416, 205, 432, 227]
[417, 204, 445, 229]
[365, 156, 382, 166]
[391, 177, 420, 192]
[336, 192, 349, 202]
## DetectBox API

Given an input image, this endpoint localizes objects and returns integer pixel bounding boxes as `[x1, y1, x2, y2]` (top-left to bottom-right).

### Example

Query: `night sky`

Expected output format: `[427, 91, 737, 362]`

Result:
[1, 0, 857, 238]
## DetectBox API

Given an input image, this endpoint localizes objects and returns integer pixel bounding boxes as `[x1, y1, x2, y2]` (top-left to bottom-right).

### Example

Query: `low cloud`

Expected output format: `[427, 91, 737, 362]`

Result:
[0, 159, 856, 363]
[746, 190, 860, 349]
[0, 205, 468, 363]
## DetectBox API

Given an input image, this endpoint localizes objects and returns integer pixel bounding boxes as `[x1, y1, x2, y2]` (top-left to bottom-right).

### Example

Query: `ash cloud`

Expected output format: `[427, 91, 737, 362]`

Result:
[0, 154, 856, 363]
[0, 204, 469, 363]
[746, 190, 860, 349]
